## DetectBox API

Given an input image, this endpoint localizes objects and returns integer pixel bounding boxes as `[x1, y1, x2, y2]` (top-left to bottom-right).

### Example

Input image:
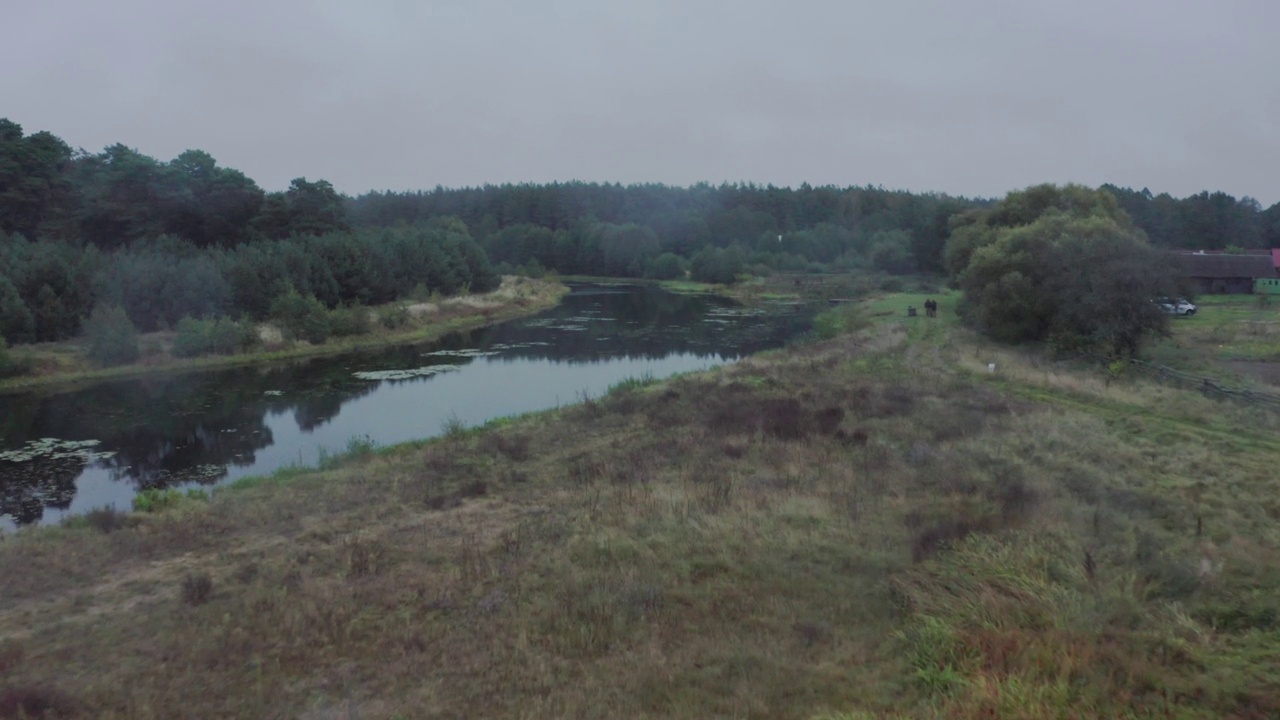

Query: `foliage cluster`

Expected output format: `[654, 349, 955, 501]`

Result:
[0, 219, 497, 347]
[171, 317, 256, 357]
[0, 119, 499, 351]
[0, 118, 346, 248]
[131, 487, 208, 513]
[0, 338, 32, 378]
[352, 181, 1280, 285]
[83, 304, 138, 367]
[361, 186, 974, 282]
[946, 184, 1181, 355]
[1103, 183, 1280, 250]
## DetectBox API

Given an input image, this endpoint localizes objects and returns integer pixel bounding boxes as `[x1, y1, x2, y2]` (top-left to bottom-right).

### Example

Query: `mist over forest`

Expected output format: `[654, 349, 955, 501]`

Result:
[3, 117, 1279, 348]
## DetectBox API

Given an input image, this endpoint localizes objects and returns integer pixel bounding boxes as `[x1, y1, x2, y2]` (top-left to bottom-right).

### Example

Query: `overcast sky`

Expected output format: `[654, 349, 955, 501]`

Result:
[4, 0, 1278, 203]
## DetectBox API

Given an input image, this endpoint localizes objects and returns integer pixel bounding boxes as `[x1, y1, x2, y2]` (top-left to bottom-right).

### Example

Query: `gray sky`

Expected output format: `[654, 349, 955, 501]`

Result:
[4, 0, 1278, 203]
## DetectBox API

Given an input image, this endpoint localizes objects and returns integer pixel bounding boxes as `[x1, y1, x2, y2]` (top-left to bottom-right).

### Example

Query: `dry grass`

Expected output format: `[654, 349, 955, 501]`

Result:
[2, 297, 1280, 718]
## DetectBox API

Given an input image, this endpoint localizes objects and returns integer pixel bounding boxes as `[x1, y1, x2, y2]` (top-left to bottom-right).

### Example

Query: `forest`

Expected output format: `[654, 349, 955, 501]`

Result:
[3, 116, 1280, 356]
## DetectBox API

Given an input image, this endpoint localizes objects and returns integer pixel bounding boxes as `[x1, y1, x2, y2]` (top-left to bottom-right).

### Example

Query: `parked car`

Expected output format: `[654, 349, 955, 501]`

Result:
[1156, 297, 1197, 316]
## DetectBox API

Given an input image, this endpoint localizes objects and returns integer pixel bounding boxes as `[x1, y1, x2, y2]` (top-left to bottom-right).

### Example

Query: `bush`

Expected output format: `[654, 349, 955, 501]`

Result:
[690, 246, 744, 284]
[380, 304, 410, 330]
[82, 505, 128, 534]
[518, 258, 547, 279]
[328, 304, 372, 338]
[172, 317, 256, 357]
[269, 288, 331, 344]
[878, 276, 905, 292]
[0, 338, 32, 379]
[84, 304, 140, 367]
[180, 573, 214, 605]
[644, 253, 686, 280]
[132, 488, 183, 513]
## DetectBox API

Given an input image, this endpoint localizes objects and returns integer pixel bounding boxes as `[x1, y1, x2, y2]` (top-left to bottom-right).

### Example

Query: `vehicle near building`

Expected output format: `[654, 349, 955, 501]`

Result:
[1155, 297, 1197, 316]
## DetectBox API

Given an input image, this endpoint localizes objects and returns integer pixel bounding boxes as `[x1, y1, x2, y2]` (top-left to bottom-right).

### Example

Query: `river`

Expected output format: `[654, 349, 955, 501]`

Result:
[0, 283, 814, 528]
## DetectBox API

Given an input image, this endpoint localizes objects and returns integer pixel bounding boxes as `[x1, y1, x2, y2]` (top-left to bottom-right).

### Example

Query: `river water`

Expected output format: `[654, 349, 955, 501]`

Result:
[0, 284, 814, 528]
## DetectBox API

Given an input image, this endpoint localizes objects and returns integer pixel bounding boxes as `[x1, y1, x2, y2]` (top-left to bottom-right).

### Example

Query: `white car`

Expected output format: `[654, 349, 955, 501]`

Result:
[1156, 297, 1197, 316]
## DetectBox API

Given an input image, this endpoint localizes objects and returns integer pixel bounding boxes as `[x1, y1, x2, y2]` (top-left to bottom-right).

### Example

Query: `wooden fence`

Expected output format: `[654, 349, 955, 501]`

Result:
[1116, 356, 1280, 411]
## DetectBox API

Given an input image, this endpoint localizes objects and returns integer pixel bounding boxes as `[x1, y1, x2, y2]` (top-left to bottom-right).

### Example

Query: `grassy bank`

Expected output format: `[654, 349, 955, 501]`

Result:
[560, 273, 946, 306]
[1142, 294, 1280, 387]
[2, 293, 1280, 718]
[0, 277, 568, 394]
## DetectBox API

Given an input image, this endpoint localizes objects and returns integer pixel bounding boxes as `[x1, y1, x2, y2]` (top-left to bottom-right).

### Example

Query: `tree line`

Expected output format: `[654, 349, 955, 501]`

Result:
[0, 222, 497, 344]
[1102, 185, 1280, 250]
[348, 182, 977, 279]
[3, 115, 1278, 362]
[0, 119, 496, 359]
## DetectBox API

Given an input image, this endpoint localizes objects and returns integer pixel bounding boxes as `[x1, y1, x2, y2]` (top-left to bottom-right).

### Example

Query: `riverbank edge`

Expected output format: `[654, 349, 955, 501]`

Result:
[559, 275, 809, 304]
[557, 275, 726, 294]
[0, 278, 571, 395]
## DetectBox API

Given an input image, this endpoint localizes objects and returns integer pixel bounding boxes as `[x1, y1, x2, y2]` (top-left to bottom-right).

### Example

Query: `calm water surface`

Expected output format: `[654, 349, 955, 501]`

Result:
[0, 284, 813, 527]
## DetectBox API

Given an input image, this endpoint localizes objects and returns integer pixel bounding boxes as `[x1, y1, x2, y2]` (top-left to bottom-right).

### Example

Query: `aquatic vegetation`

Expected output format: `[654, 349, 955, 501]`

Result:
[0, 438, 114, 464]
[351, 364, 460, 381]
[421, 348, 500, 358]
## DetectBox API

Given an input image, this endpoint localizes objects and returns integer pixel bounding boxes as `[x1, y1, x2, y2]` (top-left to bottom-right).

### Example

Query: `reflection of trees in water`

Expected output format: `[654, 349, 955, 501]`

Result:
[292, 377, 378, 431]
[1, 285, 812, 525]
[2, 358, 382, 524]
[0, 455, 82, 525]
[99, 417, 273, 490]
[472, 287, 812, 363]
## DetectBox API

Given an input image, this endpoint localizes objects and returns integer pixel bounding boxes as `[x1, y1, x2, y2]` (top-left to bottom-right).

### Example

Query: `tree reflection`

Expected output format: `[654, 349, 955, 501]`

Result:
[1, 285, 812, 525]
[0, 453, 83, 524]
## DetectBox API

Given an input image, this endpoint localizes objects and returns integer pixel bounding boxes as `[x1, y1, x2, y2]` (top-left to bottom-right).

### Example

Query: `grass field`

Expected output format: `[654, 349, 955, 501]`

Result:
[1144, 294, 1280, 385]
[2, 291, 1280, 718]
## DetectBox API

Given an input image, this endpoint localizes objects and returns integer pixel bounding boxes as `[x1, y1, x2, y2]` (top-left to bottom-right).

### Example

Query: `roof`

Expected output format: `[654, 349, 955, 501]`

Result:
[1175, 253, 1276, 279]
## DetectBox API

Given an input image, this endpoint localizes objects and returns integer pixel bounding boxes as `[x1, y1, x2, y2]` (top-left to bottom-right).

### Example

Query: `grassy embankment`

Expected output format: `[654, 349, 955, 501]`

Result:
[3, 289, 1280, 718]
[0, 276, 568, 394]
[563, 272, 938, 305]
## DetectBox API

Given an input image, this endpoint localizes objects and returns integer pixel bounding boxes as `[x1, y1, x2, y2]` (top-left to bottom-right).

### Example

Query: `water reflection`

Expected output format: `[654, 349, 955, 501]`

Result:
[0, 284, 812, 526]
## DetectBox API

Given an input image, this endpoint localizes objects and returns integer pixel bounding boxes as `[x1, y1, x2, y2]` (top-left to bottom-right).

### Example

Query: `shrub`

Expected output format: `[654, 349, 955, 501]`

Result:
[518, 258, 547, 279]
[269, 288, 331, 343]
[328, 304, 372, 338]
[380, 304, 410, 330]
[84, 303, 139, 366]
[878, 276, 905, 292]
[441, 413, 467, 438]
[690, 246, 744, 284]
[0, 338, 32, 379]
[180, 573, 214, 605]
[644, 252, 686, 280]
[344, 535, 387, 578]
[132, 487, 184, 513]
[83, 505, 128, 534]
[172, 317, 255, 357]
